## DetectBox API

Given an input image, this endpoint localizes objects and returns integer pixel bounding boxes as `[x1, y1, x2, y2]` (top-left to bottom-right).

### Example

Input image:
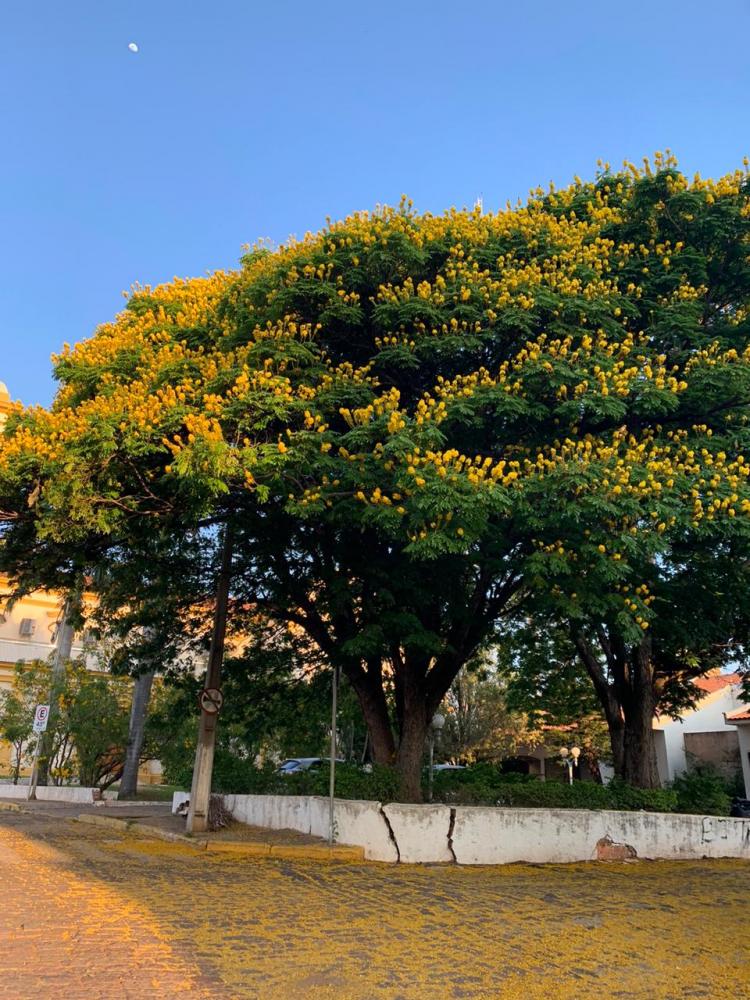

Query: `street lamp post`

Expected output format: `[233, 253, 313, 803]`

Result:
[559, 745, 581, 785]
[427, 713, 445, 802]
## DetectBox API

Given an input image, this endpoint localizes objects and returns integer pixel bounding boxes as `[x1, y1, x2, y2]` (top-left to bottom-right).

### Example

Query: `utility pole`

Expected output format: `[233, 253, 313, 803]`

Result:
[186, 525, 233, 834]
[35, 597, 75, 791]
[27, 703, 51, 799]
[27, 740, 43, 801]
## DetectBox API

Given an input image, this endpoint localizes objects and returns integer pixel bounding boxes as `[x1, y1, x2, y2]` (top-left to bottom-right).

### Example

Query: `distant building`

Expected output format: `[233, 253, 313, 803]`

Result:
[0, 580, 94, 777]
[653, 673, 747, 787]
[725, 706, 750, 799]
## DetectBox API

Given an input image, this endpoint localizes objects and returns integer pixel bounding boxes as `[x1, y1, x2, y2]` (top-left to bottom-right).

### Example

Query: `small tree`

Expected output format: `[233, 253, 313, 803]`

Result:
[61, 662, 131, 788]
[441, 659, 535, 763]
[1, 659, 163, 790]
[0, 687, 35, 783]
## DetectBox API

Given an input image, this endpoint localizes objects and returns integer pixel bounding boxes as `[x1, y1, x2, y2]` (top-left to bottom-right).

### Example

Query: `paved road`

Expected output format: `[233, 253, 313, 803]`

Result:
[0, 809, 748, 999]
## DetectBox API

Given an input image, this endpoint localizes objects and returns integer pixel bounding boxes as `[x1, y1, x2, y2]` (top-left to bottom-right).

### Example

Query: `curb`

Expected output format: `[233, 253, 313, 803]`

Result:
[131, 822, 208, 849]
[77, 813, 132, 832]
[76, 814, 204, 848]
[76, 813, 365, 861]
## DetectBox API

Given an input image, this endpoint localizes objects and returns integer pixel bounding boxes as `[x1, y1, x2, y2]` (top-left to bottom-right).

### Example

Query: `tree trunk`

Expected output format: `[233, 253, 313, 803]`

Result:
[622, 683, 660, 788]
[118, 670, 155, 800]
[572, 630, 625, 780]
[395, 671, 430, 802]
[604, 707, 625, 779]
[350, 654, 461, 802]
[349, 672, 396, 766]
[573, 629, 660, 787]
[396, 709, 429, 802]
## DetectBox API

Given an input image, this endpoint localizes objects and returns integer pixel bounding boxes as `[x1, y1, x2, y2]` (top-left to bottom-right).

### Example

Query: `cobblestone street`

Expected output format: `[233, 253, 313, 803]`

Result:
[0, 809, 748, 999]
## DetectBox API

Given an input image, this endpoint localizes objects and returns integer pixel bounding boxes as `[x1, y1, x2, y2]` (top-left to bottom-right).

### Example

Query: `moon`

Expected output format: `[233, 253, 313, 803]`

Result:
[128, 42, 139, 53]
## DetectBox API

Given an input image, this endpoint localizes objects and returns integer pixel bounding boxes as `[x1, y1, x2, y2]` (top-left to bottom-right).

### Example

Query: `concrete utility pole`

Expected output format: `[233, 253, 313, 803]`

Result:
[35, 597, 75, 791]
[186, 526, 233, 834]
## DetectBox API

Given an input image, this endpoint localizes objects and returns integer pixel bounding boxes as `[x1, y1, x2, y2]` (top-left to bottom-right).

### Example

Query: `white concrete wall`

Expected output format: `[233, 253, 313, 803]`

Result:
[172, 792, 398, 861]
[225, 794, 313, 833]
[0, 783, 99, 803]
[381, 804, 453, 863]
[171, 792, 750, 864]
[326, 799, 398, 862]
[450, 806, 750, 864]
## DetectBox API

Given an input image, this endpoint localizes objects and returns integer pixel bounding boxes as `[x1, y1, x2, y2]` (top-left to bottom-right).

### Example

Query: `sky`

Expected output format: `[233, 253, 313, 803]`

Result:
[2, 0, 749, 406]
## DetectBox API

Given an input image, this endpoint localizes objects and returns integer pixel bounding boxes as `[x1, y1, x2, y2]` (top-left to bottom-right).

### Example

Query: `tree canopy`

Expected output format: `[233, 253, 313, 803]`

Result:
[3, 154, 750, 795]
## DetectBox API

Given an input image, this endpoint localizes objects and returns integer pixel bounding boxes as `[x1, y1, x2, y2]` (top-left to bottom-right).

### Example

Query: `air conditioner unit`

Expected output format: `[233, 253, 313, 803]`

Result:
[19, 618, 37, 637]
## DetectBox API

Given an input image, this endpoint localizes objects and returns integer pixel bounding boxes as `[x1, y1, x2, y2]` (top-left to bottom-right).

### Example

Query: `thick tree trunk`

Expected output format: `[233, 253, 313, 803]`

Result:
[118, 670, 155, 800]
[574, 630, 661, 788]
[350, 651, 465, 802]
[622, 683, 660, 788]
[395, 709, 429, 802]
[395, 671, 431, 802]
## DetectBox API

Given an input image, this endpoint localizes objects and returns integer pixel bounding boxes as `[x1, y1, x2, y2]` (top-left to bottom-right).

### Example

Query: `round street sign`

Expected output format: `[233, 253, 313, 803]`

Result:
[33, 704, 50, 733]
[199, 687, 224, 715]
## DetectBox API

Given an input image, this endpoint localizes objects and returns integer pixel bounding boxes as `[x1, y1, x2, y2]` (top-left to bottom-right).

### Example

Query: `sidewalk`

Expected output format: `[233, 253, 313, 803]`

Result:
[0, 796, 364, 861]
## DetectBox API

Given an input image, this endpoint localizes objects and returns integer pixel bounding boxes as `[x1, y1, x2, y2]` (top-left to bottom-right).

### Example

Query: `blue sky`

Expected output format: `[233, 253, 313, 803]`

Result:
[2, 0, 749, 406]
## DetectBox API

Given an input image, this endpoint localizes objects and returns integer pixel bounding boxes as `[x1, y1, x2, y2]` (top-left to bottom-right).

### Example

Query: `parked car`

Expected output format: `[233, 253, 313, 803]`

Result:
[432, 763, 466, 773]
[730, 797, 750, 818]
[277, 757, 344, 775]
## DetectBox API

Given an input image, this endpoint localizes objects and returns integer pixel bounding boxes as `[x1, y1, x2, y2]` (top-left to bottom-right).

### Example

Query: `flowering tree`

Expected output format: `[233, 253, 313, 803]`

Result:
[2, 155, 750, 796]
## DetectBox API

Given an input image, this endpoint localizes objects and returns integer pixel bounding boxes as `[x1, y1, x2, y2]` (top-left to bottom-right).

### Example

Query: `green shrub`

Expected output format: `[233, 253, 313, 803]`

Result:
[606, 779, 678, 814]
[209, 760, 401, 801]
[670, 765, 732, 816]
[174, 756, 686, 814]
[297, 763, 401, 801]
[430, 764, 678, 812]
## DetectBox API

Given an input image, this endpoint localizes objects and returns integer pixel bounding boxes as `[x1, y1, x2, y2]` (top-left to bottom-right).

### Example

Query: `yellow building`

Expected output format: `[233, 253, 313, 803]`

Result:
[0, 576, 163, 785]
[0, 380, 11, 429]
[0, 581, 93, 775]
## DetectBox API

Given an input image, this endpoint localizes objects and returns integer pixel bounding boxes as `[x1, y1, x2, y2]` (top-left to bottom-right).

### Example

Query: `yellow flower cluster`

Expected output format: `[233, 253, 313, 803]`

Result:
[3, 156, 749, 562]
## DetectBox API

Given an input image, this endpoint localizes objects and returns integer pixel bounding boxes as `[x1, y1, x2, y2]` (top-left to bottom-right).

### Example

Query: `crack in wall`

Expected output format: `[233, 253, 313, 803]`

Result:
[379, 805, 401, 863]
[447, 808, 457, 863]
